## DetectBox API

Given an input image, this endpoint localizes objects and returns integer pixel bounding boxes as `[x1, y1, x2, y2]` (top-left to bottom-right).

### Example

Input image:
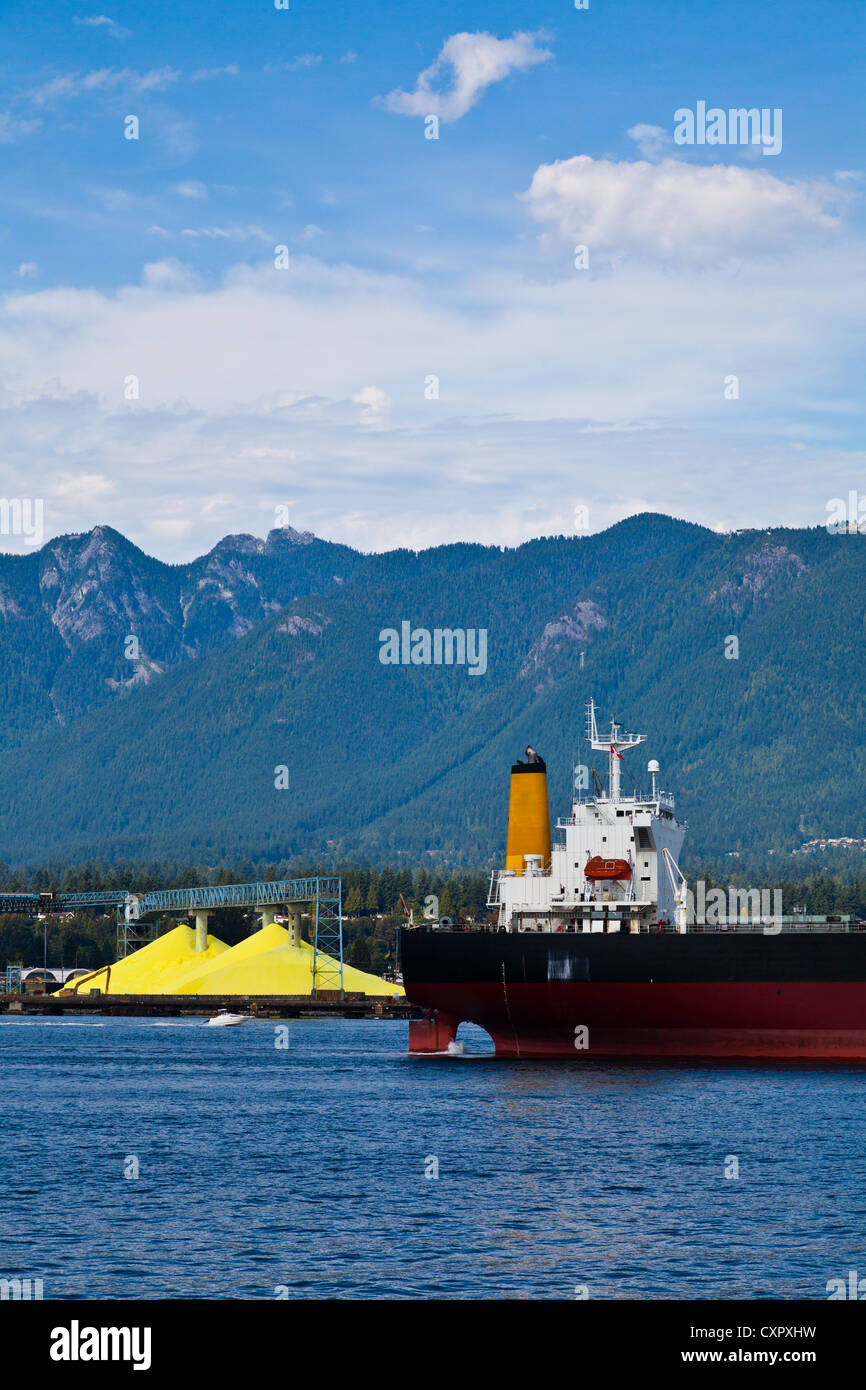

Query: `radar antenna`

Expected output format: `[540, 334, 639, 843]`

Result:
[584, 696, 646, 801]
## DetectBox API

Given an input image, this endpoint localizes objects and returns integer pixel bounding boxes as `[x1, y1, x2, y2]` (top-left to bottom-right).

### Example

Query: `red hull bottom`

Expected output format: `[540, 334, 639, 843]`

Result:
[407, 981, 866, 1061]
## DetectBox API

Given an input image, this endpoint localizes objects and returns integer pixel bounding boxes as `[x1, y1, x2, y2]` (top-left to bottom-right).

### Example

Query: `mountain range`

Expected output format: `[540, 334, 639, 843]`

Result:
[0, 513, 862, 870]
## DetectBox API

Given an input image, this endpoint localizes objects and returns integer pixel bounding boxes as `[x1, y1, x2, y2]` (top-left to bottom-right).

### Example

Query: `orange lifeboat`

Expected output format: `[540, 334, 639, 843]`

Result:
[584, 856, 631, 881]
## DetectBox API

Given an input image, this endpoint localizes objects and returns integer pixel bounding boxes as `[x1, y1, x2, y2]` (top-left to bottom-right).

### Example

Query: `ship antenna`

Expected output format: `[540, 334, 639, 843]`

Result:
[574, 711, 584, 805]
[585, 697, 598, 745]
[586, 698, 647, 802]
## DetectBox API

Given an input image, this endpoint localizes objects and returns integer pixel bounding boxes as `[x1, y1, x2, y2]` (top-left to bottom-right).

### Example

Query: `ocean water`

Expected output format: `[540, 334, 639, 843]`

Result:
[1, 1015, 864, 1300]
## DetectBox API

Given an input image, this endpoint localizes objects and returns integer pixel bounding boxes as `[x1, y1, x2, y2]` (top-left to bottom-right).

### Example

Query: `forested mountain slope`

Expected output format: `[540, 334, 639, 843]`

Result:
[0, 514, 861, 867]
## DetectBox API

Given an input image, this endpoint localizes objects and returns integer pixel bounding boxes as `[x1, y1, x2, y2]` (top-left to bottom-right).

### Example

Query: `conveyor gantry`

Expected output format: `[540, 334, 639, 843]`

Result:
[0, 891, 129, 914]
[0, 876, 344, 993]
[123, 876, 344, 991]
[126, 876, 341, 920]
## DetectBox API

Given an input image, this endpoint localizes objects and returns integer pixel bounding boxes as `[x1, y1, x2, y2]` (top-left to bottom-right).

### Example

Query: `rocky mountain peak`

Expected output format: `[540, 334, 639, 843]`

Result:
[266, 525, 317, 547]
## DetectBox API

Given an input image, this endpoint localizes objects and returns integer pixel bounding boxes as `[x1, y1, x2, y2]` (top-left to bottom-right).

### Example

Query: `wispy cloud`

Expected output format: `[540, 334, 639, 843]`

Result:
[379, 30, 552, 123]
[179, 224, 272, 242]
[72, 15, 131, 40]
[0, 112, 41, 142]
[142, 258, 200, 290]
[174, 180, 207, 199]
[627, 123, 672, 161]
[352, 385, 392, 425]
[29, 66, 180, 105]
[2, 225, 863, 558]
[191, 64, 239, 81]
[53, 471, 116, 499]
[264, 55, 322, 73]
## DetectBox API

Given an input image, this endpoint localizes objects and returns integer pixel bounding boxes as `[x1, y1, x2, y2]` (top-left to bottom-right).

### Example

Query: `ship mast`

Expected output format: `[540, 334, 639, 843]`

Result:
[585, 697, 646, 801]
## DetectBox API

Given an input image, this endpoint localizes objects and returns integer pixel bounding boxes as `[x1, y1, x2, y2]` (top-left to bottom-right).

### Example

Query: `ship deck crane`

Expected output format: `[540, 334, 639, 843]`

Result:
[661, 848, 689, 933]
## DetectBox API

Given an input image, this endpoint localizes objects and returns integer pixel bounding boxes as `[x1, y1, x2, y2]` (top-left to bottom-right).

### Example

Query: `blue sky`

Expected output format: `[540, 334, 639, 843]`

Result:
[0, 0, 864, 556]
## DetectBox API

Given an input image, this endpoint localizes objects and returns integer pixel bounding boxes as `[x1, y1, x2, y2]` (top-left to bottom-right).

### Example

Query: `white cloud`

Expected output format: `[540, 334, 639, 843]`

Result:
[380, 30, 552, 123]
[1, 248, 860, 425]
[522, 155, 846, 262]
[265, 55, 322, 73]
[146, 518, 194, 540]
[142, 258, 199, 290]
[53, 472, 115, 499]
[0, 112, 41, 142]
[17, 263, 39, 279]
[72, 15, 131, 40]
[192, 65, 239, 81]
[30, 67, 180, 105]
[0, 226, 863, 559]
[150, 116, 198, 161]
[179, 224, 271, 242]
[92, 186, 140, 212]
[627, 123, 672, 161]
[352, 385, 392, 424]
[174, 180, 207, 199]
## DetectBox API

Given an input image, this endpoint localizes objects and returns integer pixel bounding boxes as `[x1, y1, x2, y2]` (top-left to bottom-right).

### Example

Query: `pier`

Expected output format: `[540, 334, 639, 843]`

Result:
[0, 992, 416, 1019]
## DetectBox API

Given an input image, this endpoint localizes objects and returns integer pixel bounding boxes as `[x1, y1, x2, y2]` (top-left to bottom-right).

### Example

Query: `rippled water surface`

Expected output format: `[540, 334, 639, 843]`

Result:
[1, 1016, 864, 1299]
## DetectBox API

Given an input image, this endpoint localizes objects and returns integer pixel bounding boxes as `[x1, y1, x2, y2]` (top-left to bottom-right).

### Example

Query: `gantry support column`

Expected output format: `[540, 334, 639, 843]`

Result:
[259, 906, 277, 930]
[193, 910, 210, 954]
[286, 907, 302, 948]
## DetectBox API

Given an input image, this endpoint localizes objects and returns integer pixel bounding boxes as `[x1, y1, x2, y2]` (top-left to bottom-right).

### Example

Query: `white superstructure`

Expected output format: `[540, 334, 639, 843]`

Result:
[490, 699, 687, 933]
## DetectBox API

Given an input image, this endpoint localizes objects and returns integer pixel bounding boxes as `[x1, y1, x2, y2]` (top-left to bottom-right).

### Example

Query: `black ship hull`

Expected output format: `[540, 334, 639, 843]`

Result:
[399, 927, 866, 1059]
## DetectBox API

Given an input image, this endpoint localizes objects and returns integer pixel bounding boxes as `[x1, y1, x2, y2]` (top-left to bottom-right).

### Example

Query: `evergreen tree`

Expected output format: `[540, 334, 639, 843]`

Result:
[348, 934, 371, 970]
[379, 867, 397, 912]
[344, 886, 362, 915]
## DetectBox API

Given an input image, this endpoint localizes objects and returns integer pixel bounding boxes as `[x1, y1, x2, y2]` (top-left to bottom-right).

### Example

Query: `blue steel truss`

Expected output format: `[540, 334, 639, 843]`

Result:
[60, 892, 130, 908]
[312, 881, 343, 995]
[2, 964, 23, 993]
[128, 877, 341, 921]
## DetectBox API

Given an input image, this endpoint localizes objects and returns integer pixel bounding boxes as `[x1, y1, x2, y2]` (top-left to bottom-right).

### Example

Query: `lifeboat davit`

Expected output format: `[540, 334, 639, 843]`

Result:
[584, 856, 631, 881]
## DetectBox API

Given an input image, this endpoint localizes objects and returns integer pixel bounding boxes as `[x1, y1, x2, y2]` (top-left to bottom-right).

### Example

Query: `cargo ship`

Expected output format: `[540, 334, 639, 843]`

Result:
[400, 700, 866, 1060]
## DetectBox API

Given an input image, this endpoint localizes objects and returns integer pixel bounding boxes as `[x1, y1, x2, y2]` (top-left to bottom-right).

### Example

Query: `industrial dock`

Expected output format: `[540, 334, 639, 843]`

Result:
[0, 991, 415, 1019]
[0, 874, 412, 1019]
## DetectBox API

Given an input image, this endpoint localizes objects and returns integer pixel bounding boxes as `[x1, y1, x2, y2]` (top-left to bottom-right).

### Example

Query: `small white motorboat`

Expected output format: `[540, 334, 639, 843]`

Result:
[205, 1010, 249, 1027]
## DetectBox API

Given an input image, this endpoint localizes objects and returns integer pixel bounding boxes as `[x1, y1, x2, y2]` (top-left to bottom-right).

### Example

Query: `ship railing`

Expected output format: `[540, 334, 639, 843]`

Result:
[689, 920, 865, 933]
[498, 920, 866, 935]
[654, 920, 866, 934]
[559, 791, 676, 819]
[404, 918, 866, 934]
